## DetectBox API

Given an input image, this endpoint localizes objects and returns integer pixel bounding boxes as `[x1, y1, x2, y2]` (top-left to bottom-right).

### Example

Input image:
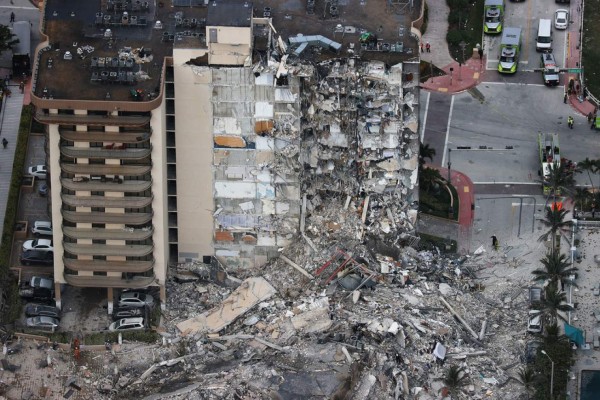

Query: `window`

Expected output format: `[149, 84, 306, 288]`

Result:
[209, 28, 217, 43]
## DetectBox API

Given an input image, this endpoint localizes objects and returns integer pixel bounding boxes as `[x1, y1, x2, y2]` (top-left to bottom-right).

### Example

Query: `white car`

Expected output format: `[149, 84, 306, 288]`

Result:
[527, 310, 543, 334]
[28, 165, 47, 179]
[118, 292, 154, 308]
[30, 276, 53, 290]
[554, 9, 569, 30]
[31, 221, 53, 237]
[23, 239, 53, 252]
[109, 317, 145, 331]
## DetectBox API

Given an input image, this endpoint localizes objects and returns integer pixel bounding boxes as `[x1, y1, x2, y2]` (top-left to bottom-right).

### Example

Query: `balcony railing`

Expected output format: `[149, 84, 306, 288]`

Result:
[62, 210, 153, 225]
[60, 146, 151, 160]
[60, 163, 151, 176]
[63, 242, 154, 257]
[62, 226, 153, 241]
[63, 273, 156, 288]
[35, 112, 150, 126]
[61, 178, 152, 192]
[61, 194, 153, 209]
[63, 258, 154, 273]
[60, 130, 151, 143]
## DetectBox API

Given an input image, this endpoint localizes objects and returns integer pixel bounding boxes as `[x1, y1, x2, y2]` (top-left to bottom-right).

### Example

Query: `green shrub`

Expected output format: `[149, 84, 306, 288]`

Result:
[421, 3, 429, 36]
[447, 30, 465, 47]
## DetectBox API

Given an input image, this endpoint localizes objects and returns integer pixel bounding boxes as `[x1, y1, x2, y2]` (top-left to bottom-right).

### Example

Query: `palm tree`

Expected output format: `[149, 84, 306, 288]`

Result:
[419, 143, 436, 168]
[577, 157, 598, 191]
[443, 365, 469, 398]
[533, 283, 573, 325]
[538, 207, 570, 250]
[532, 251, 578, 289]
[543, 161, 576, 205]
[419, 167, 443, 192]
[517, 367, 536, 400]
[543, 323, 569, 346]
[571, 187, 591, 216]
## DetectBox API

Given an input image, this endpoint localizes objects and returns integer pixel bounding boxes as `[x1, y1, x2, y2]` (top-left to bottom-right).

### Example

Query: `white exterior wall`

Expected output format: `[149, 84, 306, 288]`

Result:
[150, 103, 168, 285]
[172, 49, 214, 261]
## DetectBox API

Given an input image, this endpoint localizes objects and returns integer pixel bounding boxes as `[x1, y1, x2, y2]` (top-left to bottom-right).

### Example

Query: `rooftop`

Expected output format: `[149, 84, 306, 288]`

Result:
[32, 0, 420, 104]
[207, 0, 253, 27]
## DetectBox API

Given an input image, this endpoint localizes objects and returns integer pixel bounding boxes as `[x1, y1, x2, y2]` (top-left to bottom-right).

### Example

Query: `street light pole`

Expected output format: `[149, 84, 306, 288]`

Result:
[541, 350, 554, 397]
[449, 67, 454, 86]
[447, 148, 452, 183]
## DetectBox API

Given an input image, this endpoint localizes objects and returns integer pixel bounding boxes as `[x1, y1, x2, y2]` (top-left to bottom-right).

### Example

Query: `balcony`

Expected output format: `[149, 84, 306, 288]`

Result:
[61, 194, 153, 209]
[60, 130, 151, 143]
[61, 163, 151, 176]
[63, 273, 156, 288]
[35, 112, 150, 126]
[62, 226, 154, 241]
[60, 146, 151, 160]
[61, 178, 152, 193]
[63, 242, 154, 257]
[63, 258, 154, 273]
[62, 210, 153, 225]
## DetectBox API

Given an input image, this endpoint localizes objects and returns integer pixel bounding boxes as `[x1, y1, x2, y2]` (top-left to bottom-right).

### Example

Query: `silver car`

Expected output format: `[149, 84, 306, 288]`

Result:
[26, 316, 59, 330]
[118, 292, 154, 308]
[554, 9, 569, 30]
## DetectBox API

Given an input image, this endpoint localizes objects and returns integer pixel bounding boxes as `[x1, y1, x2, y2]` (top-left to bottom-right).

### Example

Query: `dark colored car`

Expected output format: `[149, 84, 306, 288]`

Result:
[25, 303, 60, 319]
[20, 250, 54, 266]
[19, 287, 53, 302]
[521, 341, 541, 364]
[38, 183, 49, 196]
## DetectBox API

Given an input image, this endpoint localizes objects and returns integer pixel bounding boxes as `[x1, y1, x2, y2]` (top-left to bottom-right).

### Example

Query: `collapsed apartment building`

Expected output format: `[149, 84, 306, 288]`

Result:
[30, 0, 421, 308]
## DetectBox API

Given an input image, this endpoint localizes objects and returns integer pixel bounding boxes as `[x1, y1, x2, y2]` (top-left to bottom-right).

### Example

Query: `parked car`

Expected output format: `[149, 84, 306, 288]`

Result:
[28, 165, 47, 179]
[527, 310, 543, 334]
[31, 221, 53, 237]
[25, 303, 60, 319]
[30, 276, 53, 290]
[554, 9, 569, 30]
[23, 239, 53, 252]
[112, 307, 144, 320]
[26, 316, 59, 331]
[118, 292, 154, 308]
[528, 286, 543, 305]
[38, 183, 49, 196]
[19, 287, 53, 302]
[108, 317, 145, 332]
[521, 341, 541, 364]
[21, 250, 54, 266]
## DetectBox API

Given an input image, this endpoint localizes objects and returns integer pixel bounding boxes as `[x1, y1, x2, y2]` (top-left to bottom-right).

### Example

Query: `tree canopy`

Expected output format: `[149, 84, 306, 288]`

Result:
[0, 25, 18, 58]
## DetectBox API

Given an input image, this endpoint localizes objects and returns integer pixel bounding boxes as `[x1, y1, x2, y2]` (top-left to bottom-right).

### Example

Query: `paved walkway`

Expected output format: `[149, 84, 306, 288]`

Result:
[0, 82, 25, 240]
[419, 0, 454, 68]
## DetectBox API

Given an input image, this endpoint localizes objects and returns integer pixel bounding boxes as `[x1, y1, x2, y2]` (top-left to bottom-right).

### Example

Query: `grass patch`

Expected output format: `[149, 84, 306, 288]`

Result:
[419, 183, 460, 220]
[418, 232, 458, 253]
[447, 0, 485, 63]
[1, 105, 33, 324]
[419, 60, 446, 83]
[583, 0, 600, 99]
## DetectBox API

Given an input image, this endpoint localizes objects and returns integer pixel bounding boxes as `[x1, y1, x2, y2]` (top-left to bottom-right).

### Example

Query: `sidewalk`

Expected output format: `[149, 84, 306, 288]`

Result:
[564, 1, 595, 116]
[420, 56, 485, 94]
[419, 0, 484, 94]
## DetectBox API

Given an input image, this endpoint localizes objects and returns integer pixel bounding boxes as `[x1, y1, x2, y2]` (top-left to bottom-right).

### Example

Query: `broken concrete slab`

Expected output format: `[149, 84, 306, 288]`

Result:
[176, 277, 277, 335]
[291, 307, 332, 333]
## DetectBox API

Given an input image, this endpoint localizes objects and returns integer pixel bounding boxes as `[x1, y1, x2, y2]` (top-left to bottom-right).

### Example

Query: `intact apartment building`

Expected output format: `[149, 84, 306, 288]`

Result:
[31, 0, 420, 310]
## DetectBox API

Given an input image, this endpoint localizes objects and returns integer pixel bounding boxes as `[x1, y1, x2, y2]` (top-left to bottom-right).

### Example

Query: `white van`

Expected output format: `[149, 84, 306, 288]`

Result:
[536, 19, 553, 51]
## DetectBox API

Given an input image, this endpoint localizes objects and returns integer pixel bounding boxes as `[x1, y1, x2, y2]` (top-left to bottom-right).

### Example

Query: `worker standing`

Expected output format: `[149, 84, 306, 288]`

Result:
[568, 115, 574, 129]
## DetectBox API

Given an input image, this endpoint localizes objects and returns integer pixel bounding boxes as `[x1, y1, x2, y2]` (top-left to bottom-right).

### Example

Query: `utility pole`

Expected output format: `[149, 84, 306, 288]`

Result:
[449, 67, 454, 86]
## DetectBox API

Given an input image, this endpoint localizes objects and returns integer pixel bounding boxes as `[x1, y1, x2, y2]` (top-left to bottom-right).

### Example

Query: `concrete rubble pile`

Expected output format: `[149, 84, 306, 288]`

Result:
[113, 249, 534, 399]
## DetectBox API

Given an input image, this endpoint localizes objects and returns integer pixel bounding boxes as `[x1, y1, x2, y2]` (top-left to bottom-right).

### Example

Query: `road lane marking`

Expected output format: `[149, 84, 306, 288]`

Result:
[440, 96, 455, 167]
[420, 91, 431, 143]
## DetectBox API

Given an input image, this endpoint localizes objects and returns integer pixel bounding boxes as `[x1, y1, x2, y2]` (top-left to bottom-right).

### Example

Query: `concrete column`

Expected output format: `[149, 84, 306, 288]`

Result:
[107, 287, 114, 314]
[160, 285, 166, 310]
[54, 282, 62, 310]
